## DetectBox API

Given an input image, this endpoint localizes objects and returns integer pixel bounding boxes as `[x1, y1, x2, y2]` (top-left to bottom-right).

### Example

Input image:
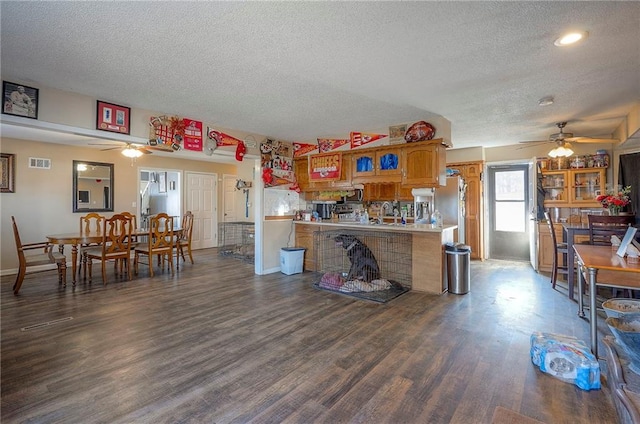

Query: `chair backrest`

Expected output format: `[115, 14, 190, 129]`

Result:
[179, 211, 194, 243]
[147, 213, 174, 253]
[80, 212, 105, 235]
[543, 212, 559, 250]
[11, 216, 26, 265]
[101, 214, 133, 256]
[119, 212, 138, 230]
[587, 214, 634, 245]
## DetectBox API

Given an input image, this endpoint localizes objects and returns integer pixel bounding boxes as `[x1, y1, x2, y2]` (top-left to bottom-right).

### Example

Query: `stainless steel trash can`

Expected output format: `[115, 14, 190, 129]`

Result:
[445, 243, 471, 294]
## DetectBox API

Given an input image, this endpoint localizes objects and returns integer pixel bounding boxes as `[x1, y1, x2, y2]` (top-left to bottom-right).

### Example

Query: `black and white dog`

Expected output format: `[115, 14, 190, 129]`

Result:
[334, 234, 381, 282]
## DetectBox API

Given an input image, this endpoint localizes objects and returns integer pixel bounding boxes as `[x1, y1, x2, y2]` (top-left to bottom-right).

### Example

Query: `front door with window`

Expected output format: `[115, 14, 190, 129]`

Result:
[488, 165, 530, 261]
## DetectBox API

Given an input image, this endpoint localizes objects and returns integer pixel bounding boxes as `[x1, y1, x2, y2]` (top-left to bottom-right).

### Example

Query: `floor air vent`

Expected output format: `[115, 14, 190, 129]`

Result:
[21, 316, 73, 331]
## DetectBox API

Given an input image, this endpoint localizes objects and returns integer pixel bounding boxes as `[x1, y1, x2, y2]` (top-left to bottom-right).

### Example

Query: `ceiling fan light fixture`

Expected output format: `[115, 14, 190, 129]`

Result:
[554, 31, 588, 47]
[548, 143, 574, 158]
[122, 147, 143, 158]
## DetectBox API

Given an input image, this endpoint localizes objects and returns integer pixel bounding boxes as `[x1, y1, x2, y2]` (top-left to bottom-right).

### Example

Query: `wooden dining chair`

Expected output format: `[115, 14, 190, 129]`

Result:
[134, 213, 174, 277]
[544, 212, 569, 289]
[84, 214, 134, 284]
[587, 214, 636, 297]
[11, 216, 67, 295]
[175, 211, 194, 268]
[587, 214, 635, 245]
[78, 212, 105, 280]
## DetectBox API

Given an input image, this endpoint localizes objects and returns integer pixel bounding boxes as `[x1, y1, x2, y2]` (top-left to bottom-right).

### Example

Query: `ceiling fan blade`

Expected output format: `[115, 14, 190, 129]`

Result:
[138, 146, 153, 154]
[567, 136, 618, 143]
[516, 141, 553, 150]
[100, 146, 122, 151]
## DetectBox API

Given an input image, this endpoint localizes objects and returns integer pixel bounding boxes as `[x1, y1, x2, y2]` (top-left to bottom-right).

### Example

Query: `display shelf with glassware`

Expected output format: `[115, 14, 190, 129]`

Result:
[540, 168, 606, 207]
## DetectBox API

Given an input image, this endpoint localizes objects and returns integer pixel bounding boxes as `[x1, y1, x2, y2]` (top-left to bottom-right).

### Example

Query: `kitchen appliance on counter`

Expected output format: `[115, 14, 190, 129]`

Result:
[312, 201, 336, 219]
[412, 176, 466, 243]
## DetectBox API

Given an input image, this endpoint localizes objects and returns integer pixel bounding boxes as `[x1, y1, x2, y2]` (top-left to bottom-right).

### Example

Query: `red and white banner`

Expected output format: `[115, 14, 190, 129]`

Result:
[309, 152, 342, 181]
[350, 131, 387, 149]
[293, 142, 319, 157]
[317, 138, 349, 153]
[207, 128, 242, 146]
[183, 119, 203, 151]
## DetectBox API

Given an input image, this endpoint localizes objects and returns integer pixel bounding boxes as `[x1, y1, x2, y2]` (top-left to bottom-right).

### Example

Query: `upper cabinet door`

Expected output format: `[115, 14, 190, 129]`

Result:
[352, 151, 377, 179]
[401, 143, 446, 187]
[376, 148, 402, 177]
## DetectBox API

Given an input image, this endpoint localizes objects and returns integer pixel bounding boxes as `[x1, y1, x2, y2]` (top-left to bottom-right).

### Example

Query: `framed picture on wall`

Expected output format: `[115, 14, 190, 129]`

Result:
[1, 153, 16, 193]
[2, 81, 39, 119]
[96, 100, 130, 134]
[158, 172, 167, 193]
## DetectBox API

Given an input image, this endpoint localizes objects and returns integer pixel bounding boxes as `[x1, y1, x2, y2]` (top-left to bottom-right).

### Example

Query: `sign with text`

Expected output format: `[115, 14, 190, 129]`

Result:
[309, 152, 342, 181]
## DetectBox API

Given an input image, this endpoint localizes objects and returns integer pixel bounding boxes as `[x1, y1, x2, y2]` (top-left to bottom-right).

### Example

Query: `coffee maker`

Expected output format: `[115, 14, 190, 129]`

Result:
[412, 188, 435, 222]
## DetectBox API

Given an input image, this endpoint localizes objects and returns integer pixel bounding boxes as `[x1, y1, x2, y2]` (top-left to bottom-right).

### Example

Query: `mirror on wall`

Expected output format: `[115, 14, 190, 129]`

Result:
[73, 160, 114, 213]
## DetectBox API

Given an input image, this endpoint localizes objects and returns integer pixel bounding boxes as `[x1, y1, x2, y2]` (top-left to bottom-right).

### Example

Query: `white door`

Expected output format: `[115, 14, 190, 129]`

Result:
[223, 174, 238, 222]
[186, 172, 217, 249]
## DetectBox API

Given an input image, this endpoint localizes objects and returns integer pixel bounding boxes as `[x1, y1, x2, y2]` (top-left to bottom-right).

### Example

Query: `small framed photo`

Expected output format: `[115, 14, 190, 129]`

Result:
[388, 124, 407, 144]
[2, 81, 39, 119]
[158, 172, 167, 193]
[96, 100, 130, 134]
[1, 153, 16, 193]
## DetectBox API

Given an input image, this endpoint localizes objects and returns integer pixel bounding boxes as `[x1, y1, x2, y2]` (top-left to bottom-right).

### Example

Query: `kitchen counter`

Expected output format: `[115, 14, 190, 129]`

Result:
[294, 219, 457, 233]
[294, 221, 455, 294]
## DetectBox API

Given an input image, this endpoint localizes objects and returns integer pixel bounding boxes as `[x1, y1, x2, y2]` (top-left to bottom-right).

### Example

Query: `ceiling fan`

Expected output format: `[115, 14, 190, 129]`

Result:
[89, 141, 164, 157]
[518, 122, 616, 156]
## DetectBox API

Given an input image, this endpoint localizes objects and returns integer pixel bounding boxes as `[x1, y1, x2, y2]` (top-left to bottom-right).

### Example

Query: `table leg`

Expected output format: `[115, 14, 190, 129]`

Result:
[70, 244, 78, 286]
[566, 229, 575, 300]
[588, 267, 598, 358]
[577, 262, 585, 318]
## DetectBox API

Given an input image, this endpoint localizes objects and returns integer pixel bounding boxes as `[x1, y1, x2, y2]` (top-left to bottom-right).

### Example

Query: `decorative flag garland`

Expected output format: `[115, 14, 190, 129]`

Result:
[317, 138, 349, 153]
[293, 142, 319, 157]
[350, 131, 387, 149]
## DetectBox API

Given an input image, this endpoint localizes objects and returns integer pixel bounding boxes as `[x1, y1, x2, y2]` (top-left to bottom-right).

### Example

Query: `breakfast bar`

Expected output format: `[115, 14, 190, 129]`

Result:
[294, 221, 456, 294]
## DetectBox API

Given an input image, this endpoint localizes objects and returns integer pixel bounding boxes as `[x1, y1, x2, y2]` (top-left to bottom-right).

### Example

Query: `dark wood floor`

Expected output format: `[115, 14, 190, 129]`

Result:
[1, 249, 619, 423]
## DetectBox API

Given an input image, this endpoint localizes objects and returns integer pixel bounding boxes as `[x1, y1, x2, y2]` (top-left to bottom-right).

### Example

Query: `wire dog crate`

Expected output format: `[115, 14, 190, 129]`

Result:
[219, 222, 255, 262]
[314, 229, 412, 288]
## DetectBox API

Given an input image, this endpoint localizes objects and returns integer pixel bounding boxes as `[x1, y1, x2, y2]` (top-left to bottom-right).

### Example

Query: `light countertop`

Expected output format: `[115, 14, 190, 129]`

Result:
[294, 220, 456, 233]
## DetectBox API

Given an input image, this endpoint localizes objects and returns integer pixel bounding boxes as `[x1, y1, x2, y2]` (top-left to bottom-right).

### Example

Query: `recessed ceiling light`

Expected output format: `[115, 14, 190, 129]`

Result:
[538, 96, 554, 106]
[554, 31, 588, 47]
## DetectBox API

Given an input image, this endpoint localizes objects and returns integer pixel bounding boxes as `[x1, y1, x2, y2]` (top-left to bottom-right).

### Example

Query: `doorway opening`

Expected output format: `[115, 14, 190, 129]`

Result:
[487, 164, 531, 261]
[139, 169, 181, 230]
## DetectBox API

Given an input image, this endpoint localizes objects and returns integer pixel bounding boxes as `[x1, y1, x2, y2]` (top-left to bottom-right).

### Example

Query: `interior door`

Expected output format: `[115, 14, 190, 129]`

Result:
[223, 174, 238, 222]
[186, 172, 217, 249]
[487, 164, 531, 261]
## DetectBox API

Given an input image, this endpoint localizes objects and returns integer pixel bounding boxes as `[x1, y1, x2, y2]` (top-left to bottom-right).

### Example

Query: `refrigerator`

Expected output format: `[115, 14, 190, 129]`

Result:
[435, 176, 466, 243]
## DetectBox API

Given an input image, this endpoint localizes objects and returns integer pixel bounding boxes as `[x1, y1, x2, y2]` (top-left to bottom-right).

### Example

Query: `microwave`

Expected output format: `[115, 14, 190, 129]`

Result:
[340, 188, 363, 203]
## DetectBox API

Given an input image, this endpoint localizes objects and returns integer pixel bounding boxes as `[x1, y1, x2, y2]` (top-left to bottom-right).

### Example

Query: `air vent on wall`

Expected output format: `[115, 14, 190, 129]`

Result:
[29, 157, 51, 169]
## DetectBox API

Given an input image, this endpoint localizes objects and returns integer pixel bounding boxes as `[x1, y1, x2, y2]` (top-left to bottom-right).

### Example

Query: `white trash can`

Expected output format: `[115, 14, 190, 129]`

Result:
[280, 247, 306, 275]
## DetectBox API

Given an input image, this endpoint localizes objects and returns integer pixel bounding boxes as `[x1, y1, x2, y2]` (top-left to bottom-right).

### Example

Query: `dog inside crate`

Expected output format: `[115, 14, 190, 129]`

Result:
[314, 230, 412, 297]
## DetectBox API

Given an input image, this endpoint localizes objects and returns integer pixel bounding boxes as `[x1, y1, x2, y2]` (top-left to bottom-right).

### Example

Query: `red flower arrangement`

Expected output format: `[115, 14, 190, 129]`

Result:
[596, 185, 631, 215]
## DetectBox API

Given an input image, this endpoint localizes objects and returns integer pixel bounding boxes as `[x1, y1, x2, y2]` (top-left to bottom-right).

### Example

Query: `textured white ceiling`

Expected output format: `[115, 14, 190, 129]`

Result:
[1, 1, 639, 150]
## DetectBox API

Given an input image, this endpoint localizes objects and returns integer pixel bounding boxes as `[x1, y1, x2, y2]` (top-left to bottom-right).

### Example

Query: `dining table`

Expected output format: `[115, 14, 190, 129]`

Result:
[574, 244, 640, 358]
[561, 222, 591, 300]
[47, 227, 182, 285]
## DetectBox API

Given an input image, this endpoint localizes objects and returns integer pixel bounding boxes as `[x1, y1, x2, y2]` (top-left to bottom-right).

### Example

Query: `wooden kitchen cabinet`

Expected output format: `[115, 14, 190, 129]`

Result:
[293, 154, 353, 192]
[294, 223, 320, 271]
[448, 161, 484, 260]
[351, 147, 402, 183]
[540, 167, 606, 207]
[402, 142, 446, 187]
[537, 221, 564, 273]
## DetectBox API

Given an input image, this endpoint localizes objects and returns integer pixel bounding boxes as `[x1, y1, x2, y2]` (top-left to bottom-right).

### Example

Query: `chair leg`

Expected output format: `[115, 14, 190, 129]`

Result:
[59, 262, 67, 288]
[13, 265, 26, 295]
[102, 260, 107, 285]
[187, 246, 194, 264]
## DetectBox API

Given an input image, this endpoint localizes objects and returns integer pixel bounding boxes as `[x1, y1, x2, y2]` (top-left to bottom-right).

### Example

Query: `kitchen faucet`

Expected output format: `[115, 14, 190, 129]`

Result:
[378, 201, 392, 224]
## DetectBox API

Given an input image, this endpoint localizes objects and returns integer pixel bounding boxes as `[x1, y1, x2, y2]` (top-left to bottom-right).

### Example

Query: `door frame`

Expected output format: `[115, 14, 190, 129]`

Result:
[483, 159, 535, 262]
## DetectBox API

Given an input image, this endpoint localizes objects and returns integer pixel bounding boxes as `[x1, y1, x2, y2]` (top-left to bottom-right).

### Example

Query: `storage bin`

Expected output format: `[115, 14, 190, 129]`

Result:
[280, 247, 305, 275]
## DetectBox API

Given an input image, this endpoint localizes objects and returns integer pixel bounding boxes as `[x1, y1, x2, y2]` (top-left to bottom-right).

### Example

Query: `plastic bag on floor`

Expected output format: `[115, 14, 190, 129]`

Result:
[530, 332, 601, 390]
